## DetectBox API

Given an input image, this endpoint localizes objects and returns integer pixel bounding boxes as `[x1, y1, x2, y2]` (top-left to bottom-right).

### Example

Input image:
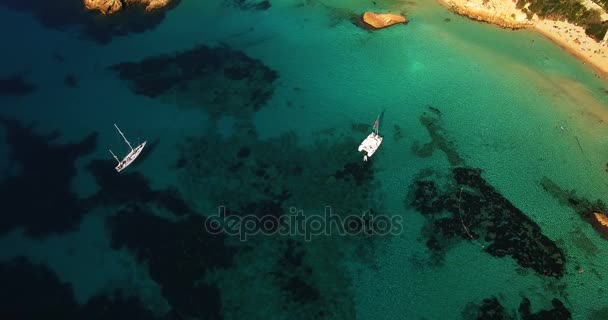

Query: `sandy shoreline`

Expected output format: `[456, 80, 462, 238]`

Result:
[437, 0, 608, 79]
[534, 20, 608, 78]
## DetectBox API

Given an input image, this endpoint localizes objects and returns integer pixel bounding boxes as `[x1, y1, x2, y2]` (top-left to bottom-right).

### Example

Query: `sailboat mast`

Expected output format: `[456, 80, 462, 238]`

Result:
[373, 114, 380, 135]
[109, 149, 120, 163]
[375, 110, 385, 135]
[114, 123, 134, 151]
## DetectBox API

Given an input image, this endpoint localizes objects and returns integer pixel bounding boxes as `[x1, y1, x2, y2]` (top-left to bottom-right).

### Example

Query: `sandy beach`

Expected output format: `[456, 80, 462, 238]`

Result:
[534, 19, 608, 78]
[438, 0, 608, 79]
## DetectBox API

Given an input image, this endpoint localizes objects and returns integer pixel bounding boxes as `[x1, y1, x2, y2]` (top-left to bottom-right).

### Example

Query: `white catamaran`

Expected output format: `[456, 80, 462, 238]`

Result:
[358, 111, 384, 162]
[109, 123, 146, 173]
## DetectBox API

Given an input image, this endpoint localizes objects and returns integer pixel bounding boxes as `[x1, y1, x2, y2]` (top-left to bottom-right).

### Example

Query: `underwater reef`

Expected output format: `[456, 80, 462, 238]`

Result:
[408, 109, 565, 278]
[409, 167, 566, 278]
[411, 108, 464, 166]
[462, 295, 571, 320]
[110, 44, 278, 118]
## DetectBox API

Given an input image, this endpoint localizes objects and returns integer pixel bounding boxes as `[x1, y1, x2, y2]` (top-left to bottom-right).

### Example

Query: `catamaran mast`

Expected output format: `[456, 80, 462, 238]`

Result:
[114, 123, 133, 151]
[373, 110, 385, 135]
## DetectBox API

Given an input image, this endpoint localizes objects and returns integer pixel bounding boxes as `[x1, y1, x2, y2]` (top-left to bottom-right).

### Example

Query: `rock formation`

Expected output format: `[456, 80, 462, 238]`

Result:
[84, 0, 122, 15]
[84, 0, 171, 15]
[593, 212, 608, 227]
[439, 0, 533, 29]
[362, 12, 407, 29]
[592, 211, 608, 237]
[129, 0, 172, 12]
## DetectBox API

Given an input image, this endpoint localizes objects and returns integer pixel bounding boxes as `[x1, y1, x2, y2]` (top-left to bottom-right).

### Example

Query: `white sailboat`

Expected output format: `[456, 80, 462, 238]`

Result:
[109, 123, 146, 172]
[358, 111, 384, 162]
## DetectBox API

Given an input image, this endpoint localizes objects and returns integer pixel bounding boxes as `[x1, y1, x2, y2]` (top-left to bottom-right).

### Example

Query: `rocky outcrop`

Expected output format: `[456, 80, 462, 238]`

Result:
[128, 0, 172, 12]
[84, 0, 171, 15]
[84, 0, 122, 14]
[594, 212, 608, 227]
[362, 12, 407, 29]
[439, 0, 533, 29]
[591, 211, 608, 237]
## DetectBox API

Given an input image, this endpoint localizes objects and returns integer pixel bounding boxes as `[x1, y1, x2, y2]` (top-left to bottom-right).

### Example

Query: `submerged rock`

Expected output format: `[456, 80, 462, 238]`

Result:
[362, 11, 407, 29]
[413, 110, 464, 166]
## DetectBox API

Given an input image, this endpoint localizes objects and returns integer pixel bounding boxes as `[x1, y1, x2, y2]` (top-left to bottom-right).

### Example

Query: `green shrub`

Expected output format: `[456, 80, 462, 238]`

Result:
[519, 0, 607, 42]
[585, 21, 608, 40]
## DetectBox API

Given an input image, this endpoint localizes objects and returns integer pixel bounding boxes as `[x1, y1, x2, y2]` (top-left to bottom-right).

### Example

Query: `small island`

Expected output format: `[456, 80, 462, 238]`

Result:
[362, 11, 408, 29]
[592, 211, 608, 237]
[84, 0, 172, 15]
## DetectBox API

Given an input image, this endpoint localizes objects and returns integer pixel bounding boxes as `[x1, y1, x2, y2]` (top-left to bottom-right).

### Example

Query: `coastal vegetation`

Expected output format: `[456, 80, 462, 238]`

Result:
[516, 0, 608, 40]
[593, 0, 608, 12]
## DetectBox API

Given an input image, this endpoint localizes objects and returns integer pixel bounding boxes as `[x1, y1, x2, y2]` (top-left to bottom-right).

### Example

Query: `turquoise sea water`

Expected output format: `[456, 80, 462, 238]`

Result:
[1, 0, 608, 319]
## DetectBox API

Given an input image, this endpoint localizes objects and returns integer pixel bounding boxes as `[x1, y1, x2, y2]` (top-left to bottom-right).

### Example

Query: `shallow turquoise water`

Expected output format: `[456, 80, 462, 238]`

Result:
[1, 0, 608, 319]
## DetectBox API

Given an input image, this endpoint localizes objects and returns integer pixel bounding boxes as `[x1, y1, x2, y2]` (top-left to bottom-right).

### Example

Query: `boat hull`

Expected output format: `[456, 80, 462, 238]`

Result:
[115, 141, 147, 172]
[358, 133, 383, 160]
